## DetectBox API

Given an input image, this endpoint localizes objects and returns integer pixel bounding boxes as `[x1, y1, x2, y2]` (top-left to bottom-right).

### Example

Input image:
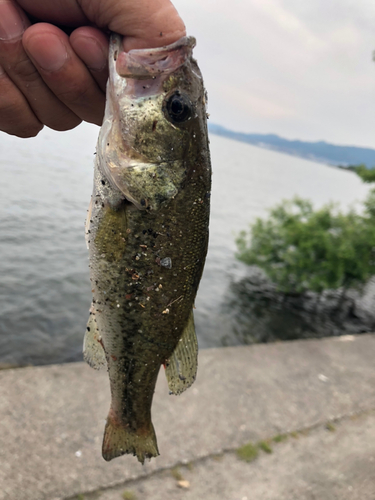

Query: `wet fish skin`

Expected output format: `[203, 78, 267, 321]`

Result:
[84, 34, 211, 463]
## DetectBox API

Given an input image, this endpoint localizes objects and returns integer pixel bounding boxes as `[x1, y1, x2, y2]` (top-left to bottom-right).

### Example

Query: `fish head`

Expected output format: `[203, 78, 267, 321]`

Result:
[97, 34, 209, 210]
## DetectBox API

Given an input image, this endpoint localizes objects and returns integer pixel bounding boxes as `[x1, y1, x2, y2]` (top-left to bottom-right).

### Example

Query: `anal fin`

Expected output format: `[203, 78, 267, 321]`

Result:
[83, 308, 106, 370]
[165, 310, 198, 395]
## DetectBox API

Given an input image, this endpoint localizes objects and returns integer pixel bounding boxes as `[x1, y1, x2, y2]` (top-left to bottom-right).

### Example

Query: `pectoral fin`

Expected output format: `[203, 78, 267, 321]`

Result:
[83, 309, 106, 370]
[165, 311, 198, 395]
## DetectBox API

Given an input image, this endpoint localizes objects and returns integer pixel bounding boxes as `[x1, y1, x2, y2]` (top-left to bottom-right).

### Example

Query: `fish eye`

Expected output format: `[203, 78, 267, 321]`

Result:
[164, 92, 192, 124]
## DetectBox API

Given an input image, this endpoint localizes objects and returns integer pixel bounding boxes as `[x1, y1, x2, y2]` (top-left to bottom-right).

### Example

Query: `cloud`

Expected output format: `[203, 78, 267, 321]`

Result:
[174, 0, 375, 147]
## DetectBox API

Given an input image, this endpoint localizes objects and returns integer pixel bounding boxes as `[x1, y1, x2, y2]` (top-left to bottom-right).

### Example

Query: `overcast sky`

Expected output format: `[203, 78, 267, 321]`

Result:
[173, 0, 375, 148]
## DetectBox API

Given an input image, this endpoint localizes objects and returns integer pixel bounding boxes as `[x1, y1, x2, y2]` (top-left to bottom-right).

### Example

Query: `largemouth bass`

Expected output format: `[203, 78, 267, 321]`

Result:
[84, 34, 211, 463]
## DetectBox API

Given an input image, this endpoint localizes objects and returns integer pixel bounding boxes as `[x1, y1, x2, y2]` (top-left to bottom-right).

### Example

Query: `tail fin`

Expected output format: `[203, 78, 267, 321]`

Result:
[102, 412, 159, 464]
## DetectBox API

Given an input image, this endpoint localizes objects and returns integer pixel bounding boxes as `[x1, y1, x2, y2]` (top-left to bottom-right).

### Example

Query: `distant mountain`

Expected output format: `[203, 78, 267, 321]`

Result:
[209, 124, 375, 168]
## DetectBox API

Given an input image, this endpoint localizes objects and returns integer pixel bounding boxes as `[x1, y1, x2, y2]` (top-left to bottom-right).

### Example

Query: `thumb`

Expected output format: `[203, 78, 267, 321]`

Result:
[78, 0, 186, 51]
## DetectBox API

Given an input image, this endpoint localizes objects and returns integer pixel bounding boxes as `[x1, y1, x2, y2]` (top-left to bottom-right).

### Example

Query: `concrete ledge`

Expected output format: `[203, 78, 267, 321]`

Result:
[1, 334, 375, 500]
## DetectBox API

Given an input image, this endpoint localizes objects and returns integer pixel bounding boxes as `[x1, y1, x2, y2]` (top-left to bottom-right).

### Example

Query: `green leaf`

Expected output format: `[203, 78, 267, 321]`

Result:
[236, 194, 375, 294]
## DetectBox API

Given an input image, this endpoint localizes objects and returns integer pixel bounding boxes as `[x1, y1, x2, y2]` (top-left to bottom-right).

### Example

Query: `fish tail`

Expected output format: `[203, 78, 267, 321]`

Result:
[102, 410, 159, 464]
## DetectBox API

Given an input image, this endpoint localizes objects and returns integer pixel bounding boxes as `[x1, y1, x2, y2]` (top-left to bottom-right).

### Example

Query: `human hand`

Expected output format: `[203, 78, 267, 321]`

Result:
[0, 0, 186, 137]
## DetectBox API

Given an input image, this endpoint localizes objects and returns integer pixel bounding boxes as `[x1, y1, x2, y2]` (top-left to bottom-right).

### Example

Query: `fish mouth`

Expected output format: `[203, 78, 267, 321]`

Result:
[107, 34, 196, 99]
[113, 35, 196, 80]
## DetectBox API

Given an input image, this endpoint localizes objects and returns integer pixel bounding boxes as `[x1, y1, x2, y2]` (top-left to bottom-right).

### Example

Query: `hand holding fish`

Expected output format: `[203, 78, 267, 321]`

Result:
[0, 0, 186, 137]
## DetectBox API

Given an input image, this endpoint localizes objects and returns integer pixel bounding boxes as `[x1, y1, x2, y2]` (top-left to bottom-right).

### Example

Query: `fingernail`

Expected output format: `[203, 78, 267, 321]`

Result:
[27, 34, 68, 72]
[0, 1, 25, 41]
[74, 36, 107, 71]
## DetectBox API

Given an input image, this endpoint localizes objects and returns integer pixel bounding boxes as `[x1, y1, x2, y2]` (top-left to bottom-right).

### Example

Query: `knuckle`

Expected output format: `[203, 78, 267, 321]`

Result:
[0, 97, 42, 138]
[55, 81, 92, 106]
[52, 115, 82, 132]
[0, 71, 43, 137]
[16, 124, 43, 138]
[41, 104, 82, 131]
[11, 57, 40, 85]
[0, 93, 23, 114]
[1, 120, 43, 138]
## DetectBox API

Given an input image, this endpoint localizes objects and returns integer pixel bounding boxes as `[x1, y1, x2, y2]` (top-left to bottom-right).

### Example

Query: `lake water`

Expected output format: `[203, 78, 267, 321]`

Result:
[0, 125, 371, 365]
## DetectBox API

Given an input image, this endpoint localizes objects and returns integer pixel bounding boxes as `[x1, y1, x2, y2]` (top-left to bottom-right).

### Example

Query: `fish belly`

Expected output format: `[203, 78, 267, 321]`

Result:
[85, 159, 209, 462]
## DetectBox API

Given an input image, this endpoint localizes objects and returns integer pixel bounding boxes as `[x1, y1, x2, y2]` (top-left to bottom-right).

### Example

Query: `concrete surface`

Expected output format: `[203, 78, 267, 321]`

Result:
[0, 334, 375, 500]
[82, 411, 375, 500]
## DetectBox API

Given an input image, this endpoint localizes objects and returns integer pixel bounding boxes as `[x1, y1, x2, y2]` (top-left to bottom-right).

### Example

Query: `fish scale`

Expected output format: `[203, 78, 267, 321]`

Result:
[83, 33, 211, 463]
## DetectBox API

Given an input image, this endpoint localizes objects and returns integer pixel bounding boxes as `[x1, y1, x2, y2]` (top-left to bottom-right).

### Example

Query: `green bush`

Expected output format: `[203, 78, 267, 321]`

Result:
[352, 164, 375, 183]
[236, 192, 375, 294]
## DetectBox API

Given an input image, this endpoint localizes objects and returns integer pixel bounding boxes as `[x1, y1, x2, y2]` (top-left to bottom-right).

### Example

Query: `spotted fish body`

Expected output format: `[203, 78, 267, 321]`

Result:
[84, 34, 211, 463]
